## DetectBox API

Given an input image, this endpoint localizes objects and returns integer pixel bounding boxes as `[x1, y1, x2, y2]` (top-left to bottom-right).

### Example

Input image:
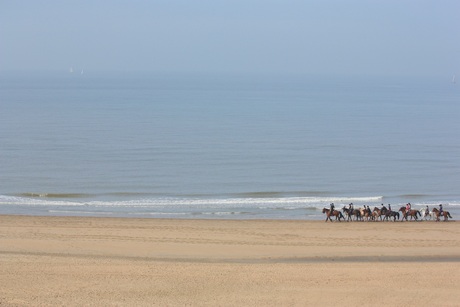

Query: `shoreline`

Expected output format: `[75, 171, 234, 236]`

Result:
[1, 215, 459, 306]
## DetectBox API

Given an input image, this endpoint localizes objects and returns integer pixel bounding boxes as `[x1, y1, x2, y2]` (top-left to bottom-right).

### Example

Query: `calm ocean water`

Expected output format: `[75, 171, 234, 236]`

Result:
[1, 72, 459, 219]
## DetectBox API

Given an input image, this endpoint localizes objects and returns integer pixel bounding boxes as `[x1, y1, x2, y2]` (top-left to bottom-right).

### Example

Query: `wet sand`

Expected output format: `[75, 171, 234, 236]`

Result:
[1, 215, 459, 306]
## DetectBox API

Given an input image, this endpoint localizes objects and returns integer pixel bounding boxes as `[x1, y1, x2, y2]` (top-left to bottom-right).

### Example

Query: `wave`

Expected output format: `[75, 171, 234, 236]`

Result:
[47, 210, 116, 215]
[0, 194, 382, 209]
[16, 192, 165, 199]
[17, 193, 92, 199]
[1, 194, 459, 220]
[3, 194, 459, 213]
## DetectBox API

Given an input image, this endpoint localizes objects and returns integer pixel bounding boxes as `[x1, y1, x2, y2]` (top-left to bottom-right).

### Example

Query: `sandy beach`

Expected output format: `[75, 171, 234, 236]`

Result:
[1, 215, 459, 306]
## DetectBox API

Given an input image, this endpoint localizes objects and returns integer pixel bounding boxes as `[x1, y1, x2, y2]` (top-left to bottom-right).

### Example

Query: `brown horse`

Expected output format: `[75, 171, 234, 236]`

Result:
[399, 207, 420, 221]
[372, 207, 383, 221]
[322, 208, 345, 222]
[432, 208, 453, 222]
[360, 207, 373, 221]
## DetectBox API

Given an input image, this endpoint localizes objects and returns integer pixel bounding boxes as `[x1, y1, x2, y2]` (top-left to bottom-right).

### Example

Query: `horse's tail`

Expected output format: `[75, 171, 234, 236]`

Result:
[448, 212, 452, 218]
[416, 211, 421, 216]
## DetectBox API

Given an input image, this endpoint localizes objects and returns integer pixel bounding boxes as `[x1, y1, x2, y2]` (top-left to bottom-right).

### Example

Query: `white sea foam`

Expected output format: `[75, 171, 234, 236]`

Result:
[0, 194, 383, 209]
[1, 193, 459, 219]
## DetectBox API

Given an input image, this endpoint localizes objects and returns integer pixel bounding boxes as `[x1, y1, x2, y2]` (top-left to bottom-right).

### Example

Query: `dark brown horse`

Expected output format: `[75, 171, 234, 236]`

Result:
[342, 207, 361, 221]
[322, 208, 345, 222]
[432, 208, 453, 222]
[382, 208, 399, 221]
[399, 207, 420, 221]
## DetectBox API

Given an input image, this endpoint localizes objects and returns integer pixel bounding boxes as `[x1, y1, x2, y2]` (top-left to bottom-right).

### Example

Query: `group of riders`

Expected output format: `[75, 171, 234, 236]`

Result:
[326, 202, 448, 222]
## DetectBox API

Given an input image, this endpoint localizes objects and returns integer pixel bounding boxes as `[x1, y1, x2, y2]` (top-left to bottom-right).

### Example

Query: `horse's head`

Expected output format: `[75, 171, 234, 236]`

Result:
[322, 208, 327, 213]
[399, 207, 405, 212]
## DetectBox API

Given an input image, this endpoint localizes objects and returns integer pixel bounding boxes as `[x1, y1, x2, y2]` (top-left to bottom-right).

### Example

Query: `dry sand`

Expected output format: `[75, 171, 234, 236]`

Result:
[0, 215, 459, 306]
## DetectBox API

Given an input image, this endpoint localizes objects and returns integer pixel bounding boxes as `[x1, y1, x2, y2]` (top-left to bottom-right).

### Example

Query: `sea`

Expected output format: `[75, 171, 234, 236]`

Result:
[1, 71, 459, 220]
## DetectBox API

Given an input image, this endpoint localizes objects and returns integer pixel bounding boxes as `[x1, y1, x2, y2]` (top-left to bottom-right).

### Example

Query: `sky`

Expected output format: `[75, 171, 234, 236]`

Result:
[1, 0, 459, 77]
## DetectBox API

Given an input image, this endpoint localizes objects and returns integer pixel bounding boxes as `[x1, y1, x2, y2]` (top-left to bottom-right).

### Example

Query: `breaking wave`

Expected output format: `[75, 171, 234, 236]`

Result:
[0, 194, 383, 209]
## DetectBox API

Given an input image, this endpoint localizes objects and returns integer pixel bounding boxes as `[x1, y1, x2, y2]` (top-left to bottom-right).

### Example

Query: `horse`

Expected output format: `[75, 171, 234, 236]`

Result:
[431, 208, 453, 222]
[342, 207, 361, 221]
[372, 207, 384, 221]
[322, 208, 345, 222]
[419, 208, 435, 221]
[383, 210, 399, 222]
[360, 207, 373, 221]
[399, 207, 420, 221]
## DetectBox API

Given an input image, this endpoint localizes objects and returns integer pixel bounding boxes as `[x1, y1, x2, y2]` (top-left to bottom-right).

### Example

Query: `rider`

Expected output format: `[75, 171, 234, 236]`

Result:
[388, 204, 391, 212]
[406, 203, 411, 212]
[403, 203, 410, 219]
[330, 203, 335, 213]
[439, 204, 443, 215]
[425, 205, 429, 216]
[349, 203, 354, 212]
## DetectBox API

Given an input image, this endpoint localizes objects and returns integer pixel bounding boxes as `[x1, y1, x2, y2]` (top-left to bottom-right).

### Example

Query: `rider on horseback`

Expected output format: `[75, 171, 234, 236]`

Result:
[439, 204, 443, 215]
[330, 203, 335, 213]
[425, 205, 429, 216]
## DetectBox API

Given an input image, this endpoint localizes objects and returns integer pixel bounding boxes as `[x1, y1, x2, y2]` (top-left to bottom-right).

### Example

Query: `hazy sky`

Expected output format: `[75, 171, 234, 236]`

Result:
[1, 0, 459, 76]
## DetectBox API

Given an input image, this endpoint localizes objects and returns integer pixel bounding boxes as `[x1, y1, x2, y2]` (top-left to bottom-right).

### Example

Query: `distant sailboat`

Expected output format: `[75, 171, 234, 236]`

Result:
[452, 75, 456, 84]
[69, 67, 74, 73]
[81, 69, 84, 75]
